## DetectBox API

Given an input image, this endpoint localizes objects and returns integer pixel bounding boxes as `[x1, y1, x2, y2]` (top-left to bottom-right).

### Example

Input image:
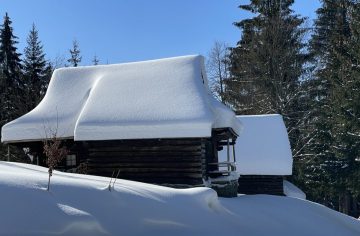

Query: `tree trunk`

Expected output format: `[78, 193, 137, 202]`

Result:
[344, 191, 351, 215]
[339, 191, 352, 215]
[352, 198, 358, 218]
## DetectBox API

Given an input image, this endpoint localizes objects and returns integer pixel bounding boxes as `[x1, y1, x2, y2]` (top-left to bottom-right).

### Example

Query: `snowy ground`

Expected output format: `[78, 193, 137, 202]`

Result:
[1, 161, 359, 236]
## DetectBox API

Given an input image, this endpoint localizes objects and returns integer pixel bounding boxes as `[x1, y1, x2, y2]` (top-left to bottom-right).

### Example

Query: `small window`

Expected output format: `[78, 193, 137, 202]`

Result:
[66, 154, 76, 166]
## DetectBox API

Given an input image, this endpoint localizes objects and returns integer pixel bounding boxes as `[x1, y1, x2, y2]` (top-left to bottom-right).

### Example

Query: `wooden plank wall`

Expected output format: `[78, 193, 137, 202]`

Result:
[238, 175, 284, 195]
[83, 139, 207, 186]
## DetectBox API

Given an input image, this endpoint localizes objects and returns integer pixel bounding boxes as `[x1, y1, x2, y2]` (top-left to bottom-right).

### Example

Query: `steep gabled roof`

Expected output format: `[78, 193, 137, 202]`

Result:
[2, 55, 241, 142]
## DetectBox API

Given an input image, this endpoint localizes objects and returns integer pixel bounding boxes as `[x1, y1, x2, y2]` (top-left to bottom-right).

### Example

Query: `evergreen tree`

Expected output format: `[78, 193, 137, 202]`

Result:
[92, 54, 99, 65]
[0, 13, 29, 162]
[348, 3, 360, 199]
[308, 0, 360, 216]
[331, 0, 360, 215]
[67, 39, 82, 67]
[227, 0, 310, 164]
[303, 0, 340, 208]
[0, 12, 23, 124]
[23, 23, 50, 111]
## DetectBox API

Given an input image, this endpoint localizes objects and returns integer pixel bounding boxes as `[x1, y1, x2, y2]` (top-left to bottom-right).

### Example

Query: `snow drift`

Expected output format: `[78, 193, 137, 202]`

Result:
[1, 161, 359, 236]
[1, 55, 241, 142]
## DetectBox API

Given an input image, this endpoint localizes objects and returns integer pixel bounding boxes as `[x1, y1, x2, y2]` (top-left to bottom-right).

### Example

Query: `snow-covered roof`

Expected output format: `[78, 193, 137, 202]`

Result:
[2, 55, 241, 142]
[219, 114, 293, 175]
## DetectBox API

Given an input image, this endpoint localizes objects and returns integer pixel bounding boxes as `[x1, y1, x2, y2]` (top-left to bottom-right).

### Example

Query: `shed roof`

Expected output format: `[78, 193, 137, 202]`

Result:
[2, 55, 241, 142]
[218, 114, 293, 175]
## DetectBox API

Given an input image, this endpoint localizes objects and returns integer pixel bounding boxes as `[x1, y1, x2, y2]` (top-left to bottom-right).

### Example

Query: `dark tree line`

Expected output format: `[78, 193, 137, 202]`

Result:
[208, 0, 360, 217]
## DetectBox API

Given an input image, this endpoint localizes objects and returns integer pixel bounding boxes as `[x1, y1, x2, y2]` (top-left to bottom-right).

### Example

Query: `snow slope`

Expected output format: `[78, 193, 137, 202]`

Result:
[1, 161, 359, 236]
[2, 55, 241, 142]
[219, 114, 293, 175]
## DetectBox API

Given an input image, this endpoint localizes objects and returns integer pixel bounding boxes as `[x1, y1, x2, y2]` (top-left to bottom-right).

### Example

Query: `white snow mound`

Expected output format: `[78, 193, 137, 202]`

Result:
[1, 161, 359, 236]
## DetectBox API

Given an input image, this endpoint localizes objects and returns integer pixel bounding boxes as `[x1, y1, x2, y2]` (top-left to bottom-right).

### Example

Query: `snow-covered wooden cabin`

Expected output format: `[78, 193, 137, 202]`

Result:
[1, 55, 241, 188]
[218, 114, 293, 195]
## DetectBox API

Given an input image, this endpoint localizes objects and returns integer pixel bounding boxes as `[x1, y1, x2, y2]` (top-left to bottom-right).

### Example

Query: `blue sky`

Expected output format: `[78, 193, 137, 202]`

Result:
[1, 0, 320, 65]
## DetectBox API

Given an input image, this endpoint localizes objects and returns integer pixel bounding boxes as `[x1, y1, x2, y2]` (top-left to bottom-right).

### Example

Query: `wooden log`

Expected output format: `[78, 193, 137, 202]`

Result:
[86, 162, 202, 168]
[86, 156, 202, 163]
[237, 175, 284, 195]
[88, 151, 203, 156]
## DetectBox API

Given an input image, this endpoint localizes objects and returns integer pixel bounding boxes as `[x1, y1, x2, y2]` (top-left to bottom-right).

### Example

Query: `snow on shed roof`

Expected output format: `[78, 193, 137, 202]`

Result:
[2, 55, 241, 142]
[219, 114, 293, 175]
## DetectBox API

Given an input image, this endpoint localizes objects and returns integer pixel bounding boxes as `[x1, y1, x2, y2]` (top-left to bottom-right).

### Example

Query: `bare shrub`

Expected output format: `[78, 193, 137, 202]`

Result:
[43, 136, 68, 191]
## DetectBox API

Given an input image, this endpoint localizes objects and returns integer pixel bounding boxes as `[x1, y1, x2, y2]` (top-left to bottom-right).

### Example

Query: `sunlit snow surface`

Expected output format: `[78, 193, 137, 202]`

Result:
[1, 161, 359, 236]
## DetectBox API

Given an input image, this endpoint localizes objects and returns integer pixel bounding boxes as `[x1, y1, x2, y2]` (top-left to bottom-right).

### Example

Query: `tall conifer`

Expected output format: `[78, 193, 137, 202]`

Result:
[309, 0, 360, 216]
[0, 13, 26, 162]
[23, 23, 50, 111]
[0, 12, 23, 124]
[227, 0, 310, 167]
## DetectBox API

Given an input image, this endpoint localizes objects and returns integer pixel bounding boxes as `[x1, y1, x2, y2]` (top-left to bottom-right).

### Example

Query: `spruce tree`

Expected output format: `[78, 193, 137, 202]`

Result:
[347, 2, 360, 200]
[331, 0, 360, 215]
[0, 13, 29, 163]
[0, 12, 23, 124]
[309, 0, 360, 216]
[227, 0, 310, 168]
[23, 23, 49, 111]
[304, 0, 340, 208]
[67, 39, 82, 67]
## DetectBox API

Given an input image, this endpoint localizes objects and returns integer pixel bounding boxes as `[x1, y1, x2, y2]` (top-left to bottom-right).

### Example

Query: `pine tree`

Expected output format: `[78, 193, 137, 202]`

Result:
[23, 23, 50, 111]
[67, 39, 82, 67]
[227, 0, 310, 165]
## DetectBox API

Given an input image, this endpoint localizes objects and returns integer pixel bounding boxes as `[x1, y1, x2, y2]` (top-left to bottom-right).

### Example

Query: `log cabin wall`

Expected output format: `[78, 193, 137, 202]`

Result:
[82, 138, 208, 187]
[13, 131, 239, 188]
[237, 175, 285, 196]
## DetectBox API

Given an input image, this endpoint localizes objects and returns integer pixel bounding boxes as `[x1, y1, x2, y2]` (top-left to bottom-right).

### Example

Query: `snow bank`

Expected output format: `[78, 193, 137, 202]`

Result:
[219, 114, 293, 175]
[1, 161, 359, 236]
[1, 55, 241, 142]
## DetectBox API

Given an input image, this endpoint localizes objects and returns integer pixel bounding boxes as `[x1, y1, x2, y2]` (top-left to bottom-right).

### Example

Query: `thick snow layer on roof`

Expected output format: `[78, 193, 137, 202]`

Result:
[1, 55, 241, 142]
[219, 114, 293, 175]
[1, 161, 360, 236]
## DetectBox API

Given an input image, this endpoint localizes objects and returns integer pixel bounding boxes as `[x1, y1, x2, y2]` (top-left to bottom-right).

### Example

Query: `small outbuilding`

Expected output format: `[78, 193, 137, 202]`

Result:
[2, 55, 241, 188]
[218, 114, 293, 195]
